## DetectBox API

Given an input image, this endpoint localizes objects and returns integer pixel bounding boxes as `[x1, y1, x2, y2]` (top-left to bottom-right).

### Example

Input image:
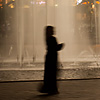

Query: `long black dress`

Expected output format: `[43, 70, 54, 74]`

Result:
[40, 36, 63, 94]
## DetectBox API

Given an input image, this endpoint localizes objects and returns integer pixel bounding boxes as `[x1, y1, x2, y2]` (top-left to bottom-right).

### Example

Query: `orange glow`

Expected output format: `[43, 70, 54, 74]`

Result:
[0, 0, 2, 2]
[5, 0, 8, 4]
[82, 2, 87, 4]
[88, 2, 89, 4]
[96, 1, 100, 4]
[0, 4, 2, 6]
[8, 4, 14, 8]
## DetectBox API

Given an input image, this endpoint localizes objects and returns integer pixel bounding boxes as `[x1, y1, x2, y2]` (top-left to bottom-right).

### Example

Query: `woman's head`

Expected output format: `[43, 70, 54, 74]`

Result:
[45, 26, 54, 39]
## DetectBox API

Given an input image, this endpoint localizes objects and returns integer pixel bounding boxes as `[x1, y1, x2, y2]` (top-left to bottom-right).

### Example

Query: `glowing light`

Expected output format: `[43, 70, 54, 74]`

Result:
[91, 11, 93, 13]
[77, 0, 82, 5]
[5, 0, 8, 4]
[0, 4, 2, 6]
[36, 1, 46, 5]
[88, 2, 89, 4]
[8, 4, 14, 8]
[82, 2, 87, 4]
[39, 1, 46, 5]
[96, 1, 100, 4]
[92, 4, 95, 9]
[11, 5, 14, 8]
[55, 4, 58, 7]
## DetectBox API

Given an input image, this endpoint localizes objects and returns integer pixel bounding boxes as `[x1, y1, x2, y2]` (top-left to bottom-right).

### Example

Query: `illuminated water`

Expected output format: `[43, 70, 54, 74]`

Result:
[0, 0, 100, 67]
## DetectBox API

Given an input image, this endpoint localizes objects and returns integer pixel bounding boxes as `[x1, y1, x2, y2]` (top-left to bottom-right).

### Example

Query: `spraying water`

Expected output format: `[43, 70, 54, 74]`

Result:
[0, 0, 100, 67]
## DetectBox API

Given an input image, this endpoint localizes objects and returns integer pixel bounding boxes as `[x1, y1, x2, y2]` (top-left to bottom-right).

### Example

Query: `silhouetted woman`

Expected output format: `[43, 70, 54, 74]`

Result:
[40, 26, 64, 94]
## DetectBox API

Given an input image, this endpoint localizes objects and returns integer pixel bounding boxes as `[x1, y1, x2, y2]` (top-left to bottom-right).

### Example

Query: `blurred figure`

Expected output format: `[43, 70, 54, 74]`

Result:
[39, 26, 64, 95]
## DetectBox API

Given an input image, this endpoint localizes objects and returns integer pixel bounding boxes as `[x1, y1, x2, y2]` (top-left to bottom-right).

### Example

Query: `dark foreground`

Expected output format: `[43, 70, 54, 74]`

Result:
[0, 79, 100, 100]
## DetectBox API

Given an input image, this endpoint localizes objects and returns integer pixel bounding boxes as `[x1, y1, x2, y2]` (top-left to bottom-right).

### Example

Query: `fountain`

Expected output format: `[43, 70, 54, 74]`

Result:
[0, 0, 100, 81]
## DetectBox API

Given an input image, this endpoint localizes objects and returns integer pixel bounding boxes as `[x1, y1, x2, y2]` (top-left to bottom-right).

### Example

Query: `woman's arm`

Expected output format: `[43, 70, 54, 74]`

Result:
[56, 43, 64, 51]
[47, 36, 64, 51]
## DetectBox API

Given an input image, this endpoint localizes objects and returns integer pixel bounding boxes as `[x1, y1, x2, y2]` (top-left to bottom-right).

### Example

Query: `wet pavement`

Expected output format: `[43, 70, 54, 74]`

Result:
[0, 79, 100, 100]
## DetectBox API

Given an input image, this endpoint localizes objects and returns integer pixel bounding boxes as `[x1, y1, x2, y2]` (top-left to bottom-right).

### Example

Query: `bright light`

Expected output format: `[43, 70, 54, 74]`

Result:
[88, 2, 90, 4]
[96, 1, 100, 4]
[77, 0, 82, 5]
[8, 4, 14, 8]
[11, 5, 14, 8]
[92, 4, 95, 9]
[55, 4, 58, 7]
[82, 2, 87, 4]
[36, 1, 46, 5]
[39, 1, 46, 5]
